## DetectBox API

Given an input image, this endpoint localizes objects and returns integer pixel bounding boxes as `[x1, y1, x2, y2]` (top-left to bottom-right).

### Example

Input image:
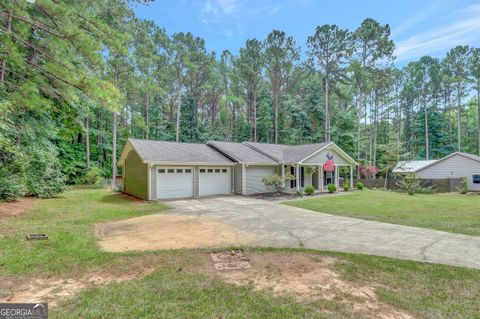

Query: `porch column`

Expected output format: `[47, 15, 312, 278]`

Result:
[295, 165, 300, 191]
[350, 165, 354, 189]
[335, 165, 339, 188]
[281, 165, 285, 188]
[319, 165, 324, 192]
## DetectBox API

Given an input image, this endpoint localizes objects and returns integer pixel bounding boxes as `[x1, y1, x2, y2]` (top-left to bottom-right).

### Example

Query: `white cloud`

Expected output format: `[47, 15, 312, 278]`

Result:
[202, 0, 243, 16]
[391, 4, 438, 37]
[395, 4, 480, 61]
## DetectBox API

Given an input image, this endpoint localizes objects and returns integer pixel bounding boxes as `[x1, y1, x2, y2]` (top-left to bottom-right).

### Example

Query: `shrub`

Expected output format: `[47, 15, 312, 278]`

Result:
[342, 181, 350, 192]
[82, 166, 104, 186]
[395, 173, 421, 196]
[295, 190, 304, 197]
[327, 183, 336, 193]
[459, 177, 468, 194]
[262, 172, 294, 194]
[0, 173, 24, 202]
[356, 182, 364, 190]
[304, 185, 315, 195]
[25, 145, 67, 198]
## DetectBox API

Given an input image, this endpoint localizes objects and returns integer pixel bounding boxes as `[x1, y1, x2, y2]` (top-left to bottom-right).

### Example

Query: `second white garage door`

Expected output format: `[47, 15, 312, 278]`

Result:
[199, 167, 231, 196]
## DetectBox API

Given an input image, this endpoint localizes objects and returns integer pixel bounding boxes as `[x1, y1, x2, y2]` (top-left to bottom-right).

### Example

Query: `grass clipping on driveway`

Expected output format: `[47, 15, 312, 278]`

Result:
[1, 189, 480, 318]
[285, 190, 480, 236]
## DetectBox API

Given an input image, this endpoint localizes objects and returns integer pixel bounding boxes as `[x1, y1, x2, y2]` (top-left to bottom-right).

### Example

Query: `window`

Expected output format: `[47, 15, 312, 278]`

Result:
[167, 169, 174, 173]
[222, 169, 228, 173]
[185, 169, 192, 173]
[176, 169, 183, 173]
[215, 169, 220, 173]
[473, 175, 480, 184]
[207, 169, 213, 173]
[158, 169, 165, 173]
[200, 169, 206, 173]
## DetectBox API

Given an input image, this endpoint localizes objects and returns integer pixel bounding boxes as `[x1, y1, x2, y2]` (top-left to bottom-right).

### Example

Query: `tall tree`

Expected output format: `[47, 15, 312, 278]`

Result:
[352, 18, 394, 166]
[445, 45, 470, 151]
[264, 30, 300, 143]
[237, 39, 264, 142]
[169, 33, 190, 142]
[307, 24, 351, 142]
[469, 47, 480, 155]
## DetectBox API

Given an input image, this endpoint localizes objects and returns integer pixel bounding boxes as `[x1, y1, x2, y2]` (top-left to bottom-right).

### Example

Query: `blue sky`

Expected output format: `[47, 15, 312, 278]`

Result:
[132, 0, 480, 65]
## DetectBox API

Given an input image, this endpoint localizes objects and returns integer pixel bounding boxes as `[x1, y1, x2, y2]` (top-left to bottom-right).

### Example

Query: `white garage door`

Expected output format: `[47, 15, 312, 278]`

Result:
[199, 167, 231, 196]
[156, 167, 193, 199]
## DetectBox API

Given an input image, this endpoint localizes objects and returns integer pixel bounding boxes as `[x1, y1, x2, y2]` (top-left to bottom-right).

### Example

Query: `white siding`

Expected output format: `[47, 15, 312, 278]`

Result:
[245, 166, 277, 194]
[234, 164, 243, 194]
[417, 154, 480, 191]
[303, 148, 349, 164]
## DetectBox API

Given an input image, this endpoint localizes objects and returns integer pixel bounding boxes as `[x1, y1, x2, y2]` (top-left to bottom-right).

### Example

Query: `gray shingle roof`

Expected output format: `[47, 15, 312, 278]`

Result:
[206, 141, 276, 164]
[244, 142, 330, 163]
[128, 139, 233, 163]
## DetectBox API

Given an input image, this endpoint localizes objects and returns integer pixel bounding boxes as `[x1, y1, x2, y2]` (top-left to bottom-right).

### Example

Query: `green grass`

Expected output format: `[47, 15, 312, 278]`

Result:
[0, 189, 169, 275]
[1, 189, 480, 318]
[53, 270, 322, 319]
[51, 247, 480, 319]
[285, 190, 480, 236]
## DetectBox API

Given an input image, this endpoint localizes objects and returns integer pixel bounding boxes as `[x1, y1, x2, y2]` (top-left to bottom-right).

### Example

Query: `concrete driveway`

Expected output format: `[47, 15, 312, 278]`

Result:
[97, 196, 480, 269]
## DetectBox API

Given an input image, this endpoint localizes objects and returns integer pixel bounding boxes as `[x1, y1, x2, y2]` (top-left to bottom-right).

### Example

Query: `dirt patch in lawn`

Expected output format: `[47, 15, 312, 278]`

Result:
[96, 214, 256, 252]
[202, 252, 414, 319]
[1, 267, 154, 307]
[0, 197, 37, 222]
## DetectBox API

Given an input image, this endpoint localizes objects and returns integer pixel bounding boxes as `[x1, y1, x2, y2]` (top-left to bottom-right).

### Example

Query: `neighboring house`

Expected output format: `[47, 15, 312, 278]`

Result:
[117, 138, 357, 200]
[393, 152, 480, 191]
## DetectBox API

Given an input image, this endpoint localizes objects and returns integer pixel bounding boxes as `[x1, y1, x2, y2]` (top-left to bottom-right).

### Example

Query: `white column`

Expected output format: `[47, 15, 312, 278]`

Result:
[295, 165, 300, 191]
[281, 165, 285, 188]
[335, 165, 339, 188]
[320, 165, 324, 192]
[350, 165, 354, 189]
[317, 165, 321, 190]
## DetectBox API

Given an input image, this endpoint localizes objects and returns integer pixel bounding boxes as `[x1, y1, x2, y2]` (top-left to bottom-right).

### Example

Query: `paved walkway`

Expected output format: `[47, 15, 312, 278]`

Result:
[101, 196, 480, 269]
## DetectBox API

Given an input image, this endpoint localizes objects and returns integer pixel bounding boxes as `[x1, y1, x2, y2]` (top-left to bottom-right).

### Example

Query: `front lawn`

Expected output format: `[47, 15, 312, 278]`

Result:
[0, 189, 170, 275]
[1, 189, 480, 318]
[285, 190, 480, 236]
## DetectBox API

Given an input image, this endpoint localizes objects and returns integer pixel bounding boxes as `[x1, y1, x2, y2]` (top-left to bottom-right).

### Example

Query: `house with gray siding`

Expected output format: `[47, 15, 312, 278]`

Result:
[118, 138, 357, 200]
[393, 152, 480, 191]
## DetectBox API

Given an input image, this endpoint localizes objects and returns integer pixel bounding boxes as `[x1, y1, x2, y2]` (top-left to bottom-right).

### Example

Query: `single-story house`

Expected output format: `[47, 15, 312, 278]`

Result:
[393, 152, 480, 191]
[117, 138, 357, 200]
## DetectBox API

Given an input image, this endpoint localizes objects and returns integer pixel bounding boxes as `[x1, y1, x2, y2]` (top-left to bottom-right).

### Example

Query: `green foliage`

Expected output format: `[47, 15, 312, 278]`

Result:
[82, 166, 104, 187]
[304, 185, 315, 195]
[261, 172, 294, 194]
[342, 181, 350, 191]
[25, 145, 67, 198]
[0, 173, 24, 202]
[459, 177, 468, 194]
[327, 183, 337, 193]
[295, 190, 304, 197]
[395, 173, 421, 196]
[357, 182, 364, 190]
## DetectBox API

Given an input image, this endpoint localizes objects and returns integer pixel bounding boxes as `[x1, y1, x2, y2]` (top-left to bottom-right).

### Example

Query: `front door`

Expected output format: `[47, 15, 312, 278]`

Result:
[324, 170, 334, 186]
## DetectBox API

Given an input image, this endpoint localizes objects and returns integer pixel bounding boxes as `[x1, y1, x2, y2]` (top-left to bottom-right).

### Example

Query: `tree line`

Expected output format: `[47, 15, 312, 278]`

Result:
[1, 0, 479, 200]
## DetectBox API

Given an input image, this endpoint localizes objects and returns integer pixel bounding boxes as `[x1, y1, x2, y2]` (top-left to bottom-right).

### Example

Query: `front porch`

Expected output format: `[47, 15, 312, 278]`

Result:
[281, 163, 354, 193]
